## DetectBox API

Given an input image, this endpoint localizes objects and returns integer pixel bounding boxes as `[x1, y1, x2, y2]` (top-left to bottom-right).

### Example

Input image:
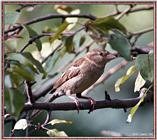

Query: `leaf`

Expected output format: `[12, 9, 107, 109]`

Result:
[48, 119, 72, 126]
[23, 25, 42, 51]
[126, 88, 148, 123]
[12, 89, 25, 117]
[54, 5, 73, 14]
[86, 16, 126, 34]
[47, 129, 68, 137]
[14, 119, 28, 130]
[79, 36, 86, 46]
[6, 60, 34, 81]
[49, 22, 69, 44]
[22, 52, 47, 77]
[135, 53, 154, 82]
[63, 35, 75, 53]
[5, 11, 20, 25]
[12, 63, 35, 81]
[115, 65, 137, 92]
[7, 53, 46, 77]
[109, 30, 131, 61]
[134, 72, 146, 92]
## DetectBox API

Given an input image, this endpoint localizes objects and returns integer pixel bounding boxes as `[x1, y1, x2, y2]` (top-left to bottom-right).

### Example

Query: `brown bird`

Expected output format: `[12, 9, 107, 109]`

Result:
[49, 48, 116, 113]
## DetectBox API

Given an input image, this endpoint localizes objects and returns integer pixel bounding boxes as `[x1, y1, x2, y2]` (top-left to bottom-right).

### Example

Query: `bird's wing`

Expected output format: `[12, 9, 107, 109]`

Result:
[53, 59, 84, 89]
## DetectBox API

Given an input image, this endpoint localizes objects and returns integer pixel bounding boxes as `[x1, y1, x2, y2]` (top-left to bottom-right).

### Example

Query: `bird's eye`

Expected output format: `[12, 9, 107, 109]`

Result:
[99, 52, 104, 56]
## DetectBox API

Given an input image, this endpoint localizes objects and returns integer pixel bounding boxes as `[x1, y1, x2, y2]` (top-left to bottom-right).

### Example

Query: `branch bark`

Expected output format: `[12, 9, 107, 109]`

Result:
[23, 91, 153, 111]
[4, 5, 153, 35]
[4, 14, 96, 34]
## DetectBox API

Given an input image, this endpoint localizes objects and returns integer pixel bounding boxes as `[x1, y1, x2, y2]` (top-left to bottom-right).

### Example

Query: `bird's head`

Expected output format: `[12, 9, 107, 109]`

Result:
[86, 48, 116, 67]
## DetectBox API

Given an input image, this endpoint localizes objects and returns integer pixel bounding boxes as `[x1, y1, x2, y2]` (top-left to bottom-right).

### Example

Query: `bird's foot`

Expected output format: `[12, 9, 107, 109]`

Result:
[68, 95, 81, 114]
[88, 98, 96, 114]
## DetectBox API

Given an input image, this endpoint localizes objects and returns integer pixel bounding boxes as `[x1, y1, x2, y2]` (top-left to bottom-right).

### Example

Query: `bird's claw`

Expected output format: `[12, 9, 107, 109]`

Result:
[88, 99, 96, 114]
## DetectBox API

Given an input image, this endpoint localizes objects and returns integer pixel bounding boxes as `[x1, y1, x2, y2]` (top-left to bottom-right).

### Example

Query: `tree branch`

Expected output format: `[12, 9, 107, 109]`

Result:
[110, 5, 153, 17]
[23, 91, 153, 111]
[4, 5, 153, 35]
[4, 14, 96, 34]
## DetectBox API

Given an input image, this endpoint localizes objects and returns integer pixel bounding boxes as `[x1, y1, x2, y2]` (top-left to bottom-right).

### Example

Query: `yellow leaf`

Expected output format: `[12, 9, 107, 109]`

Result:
[48, 119, 72, 126]
[115, 65, 137, 92]
[134, 72, 146, 92]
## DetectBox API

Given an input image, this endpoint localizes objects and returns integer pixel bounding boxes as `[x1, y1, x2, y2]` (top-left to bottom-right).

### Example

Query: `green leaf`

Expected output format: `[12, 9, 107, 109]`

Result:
[135, 53, 154, 82]
[63, 35, 74, 53]
[8, 72, 23, 88]
[22, 52, 47, 77]
[7, 88, 25, 117]
[7, 60, 35, 81]
[49, 22, 69, 44]
[47, 129, 68, 137]
[48, 119, 72, 126]
[12, 64, 35, 81]
[87, 16, 126, 34]
[5, 11, 20, 25]
[115, 65, 137, 92]
[79, 36, 86, 46]
[6, 52, 46, 78]
[23, 25, 42, 51]
[109, 30, 131, 61]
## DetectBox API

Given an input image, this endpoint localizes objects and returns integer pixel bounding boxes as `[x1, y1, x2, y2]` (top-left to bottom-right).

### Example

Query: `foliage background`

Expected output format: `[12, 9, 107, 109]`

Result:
[4, 4, 154, 137]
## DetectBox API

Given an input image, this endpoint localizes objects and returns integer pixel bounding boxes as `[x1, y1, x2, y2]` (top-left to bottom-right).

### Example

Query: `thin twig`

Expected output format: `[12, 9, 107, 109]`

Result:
[129, 27, 153, 46]
[41, 43, 63, 64]
[20, 34, 46, 52]
[130, 27, 153, 36]
[116, 5, 133, 20]
[109, 5, 153, 17]
[24, 80, 34, 104]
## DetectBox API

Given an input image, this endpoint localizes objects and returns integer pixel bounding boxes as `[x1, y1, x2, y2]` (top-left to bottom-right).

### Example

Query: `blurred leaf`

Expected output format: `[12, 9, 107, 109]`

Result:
[5, 74, 13, 88]
[54, 5, 80, 30]
[13, 89, 25, 117]
[86, 16, 126, 34]
[127, 88, 148, 123]
[23, 25, 42, 51]
[5, 59, 34, 87]
[22, 52, 47, 77]
[109, 30, 131, 61]
[6, 52, 46, 78]
[49, 22, 69, 44]
[54, 5, 73, 14]
[79, 36, 86, 46]
[5, 11, 20, 25]
[134, 72, 146, 92]
[14, 119, 28, 130]
[47, 129, 68, 137]
[8, 62, 35, 81]
[63, 35, 75, 53]
[4, 86, 12, 113]
[115, 65, 137, 92]
[9, 72, 23, 88]
[135, 53, 154, 82]
[48, 119, 72, 126]
[5, 88, 25, 117]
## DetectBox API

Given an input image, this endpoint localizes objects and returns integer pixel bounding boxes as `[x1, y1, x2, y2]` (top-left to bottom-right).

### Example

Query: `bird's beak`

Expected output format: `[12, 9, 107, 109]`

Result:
[106, 53, 116, 60]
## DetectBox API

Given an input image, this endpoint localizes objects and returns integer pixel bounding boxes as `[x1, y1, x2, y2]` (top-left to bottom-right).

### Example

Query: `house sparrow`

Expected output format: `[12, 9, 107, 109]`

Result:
[50, 48, 116, 113]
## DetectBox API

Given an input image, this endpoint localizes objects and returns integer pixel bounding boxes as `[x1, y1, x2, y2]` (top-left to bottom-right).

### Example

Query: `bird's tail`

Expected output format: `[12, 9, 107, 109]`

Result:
[30, 90, 65, 118]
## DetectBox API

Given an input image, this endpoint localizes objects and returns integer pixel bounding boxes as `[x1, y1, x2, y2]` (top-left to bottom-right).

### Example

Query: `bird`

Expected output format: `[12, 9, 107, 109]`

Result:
[49, 48, 116, 113]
